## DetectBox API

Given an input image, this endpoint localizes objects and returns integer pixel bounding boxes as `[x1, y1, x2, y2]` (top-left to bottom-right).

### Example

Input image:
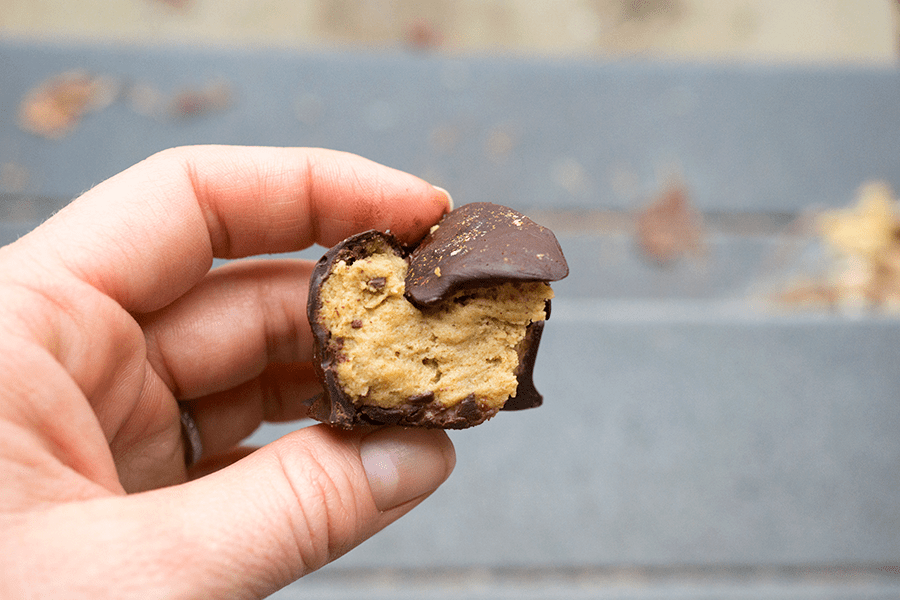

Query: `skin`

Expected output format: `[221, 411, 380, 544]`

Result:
[0, 145, 456, 599]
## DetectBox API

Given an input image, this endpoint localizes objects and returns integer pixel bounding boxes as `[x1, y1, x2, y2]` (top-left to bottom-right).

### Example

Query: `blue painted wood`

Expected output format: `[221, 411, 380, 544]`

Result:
[273, 566, 900, 599]
[1, 41, 899, 214]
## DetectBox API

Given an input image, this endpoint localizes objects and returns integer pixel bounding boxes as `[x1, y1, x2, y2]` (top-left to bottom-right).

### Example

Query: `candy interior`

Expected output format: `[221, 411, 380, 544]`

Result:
[317, 238, 553, 411]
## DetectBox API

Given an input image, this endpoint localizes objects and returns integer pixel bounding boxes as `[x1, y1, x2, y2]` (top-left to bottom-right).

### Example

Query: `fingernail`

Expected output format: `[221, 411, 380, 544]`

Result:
[432, 186, 454, 211]
[360, 428, 455, 512]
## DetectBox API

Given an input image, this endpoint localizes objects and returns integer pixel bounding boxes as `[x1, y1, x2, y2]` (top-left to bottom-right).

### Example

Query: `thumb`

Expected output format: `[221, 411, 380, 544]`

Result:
[17, 426, 455, 599]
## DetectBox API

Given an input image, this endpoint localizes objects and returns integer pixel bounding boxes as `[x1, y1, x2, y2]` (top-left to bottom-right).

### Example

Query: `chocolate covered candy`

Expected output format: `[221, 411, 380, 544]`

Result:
[306, 202, 568, 429]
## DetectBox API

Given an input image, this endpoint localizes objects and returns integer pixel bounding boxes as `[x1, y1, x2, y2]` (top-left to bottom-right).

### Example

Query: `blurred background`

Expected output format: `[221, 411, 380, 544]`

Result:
[0, 0, 897, 63]
[3, 2, 900, 600]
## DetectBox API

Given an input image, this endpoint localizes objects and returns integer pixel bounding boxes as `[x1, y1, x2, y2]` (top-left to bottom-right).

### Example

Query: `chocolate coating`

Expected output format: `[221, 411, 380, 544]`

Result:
[305, 231, 406, 428]
[405, 202, 569, 307]
[306, 203, 568, 429]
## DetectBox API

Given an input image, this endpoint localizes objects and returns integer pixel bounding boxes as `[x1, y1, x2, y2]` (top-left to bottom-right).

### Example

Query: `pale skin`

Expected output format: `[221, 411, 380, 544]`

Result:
[0, 145, 456, 598]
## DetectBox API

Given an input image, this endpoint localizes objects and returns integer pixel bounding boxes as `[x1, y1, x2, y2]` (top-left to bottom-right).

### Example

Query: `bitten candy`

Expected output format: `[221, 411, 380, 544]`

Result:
[305, 202, 568, 429]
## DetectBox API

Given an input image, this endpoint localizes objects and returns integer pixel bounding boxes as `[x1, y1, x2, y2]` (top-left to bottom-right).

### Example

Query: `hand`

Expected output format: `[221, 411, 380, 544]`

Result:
[0, 145, 456, 598]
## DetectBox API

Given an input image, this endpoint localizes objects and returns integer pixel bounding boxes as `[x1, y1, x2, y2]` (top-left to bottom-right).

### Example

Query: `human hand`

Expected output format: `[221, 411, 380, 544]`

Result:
[0, 146, 456, 598]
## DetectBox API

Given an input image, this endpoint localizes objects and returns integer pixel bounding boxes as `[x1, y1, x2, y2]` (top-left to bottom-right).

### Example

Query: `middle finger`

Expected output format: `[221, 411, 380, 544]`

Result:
[139, 258, 315, 401]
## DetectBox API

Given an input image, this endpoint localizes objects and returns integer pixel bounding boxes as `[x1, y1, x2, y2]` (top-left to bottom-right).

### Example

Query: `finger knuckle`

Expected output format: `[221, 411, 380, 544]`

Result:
[271, 436, 363, 575]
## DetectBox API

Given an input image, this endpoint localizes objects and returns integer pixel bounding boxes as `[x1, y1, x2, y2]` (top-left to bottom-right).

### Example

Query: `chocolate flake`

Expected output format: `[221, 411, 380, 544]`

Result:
[405, 202, 568, 307]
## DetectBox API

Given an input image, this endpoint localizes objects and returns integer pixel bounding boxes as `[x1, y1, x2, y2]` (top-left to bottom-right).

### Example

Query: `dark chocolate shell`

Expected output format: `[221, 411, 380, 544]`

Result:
[305, 230, 407, 428]
[405, 202, 569, 307]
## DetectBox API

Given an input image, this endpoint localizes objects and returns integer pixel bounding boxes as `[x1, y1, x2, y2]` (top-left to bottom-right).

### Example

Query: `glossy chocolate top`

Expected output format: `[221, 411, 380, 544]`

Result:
[404, 202, 569, 307]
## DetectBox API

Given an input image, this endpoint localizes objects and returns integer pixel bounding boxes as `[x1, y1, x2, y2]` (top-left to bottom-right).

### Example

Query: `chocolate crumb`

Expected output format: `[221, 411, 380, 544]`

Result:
[367, 277, 387, 291]
[407, 392, 436, 405]
[457, 395, 482, 421]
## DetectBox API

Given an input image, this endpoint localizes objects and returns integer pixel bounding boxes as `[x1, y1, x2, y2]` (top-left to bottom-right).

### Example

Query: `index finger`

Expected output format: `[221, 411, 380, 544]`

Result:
[15, 145, 451, 312]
